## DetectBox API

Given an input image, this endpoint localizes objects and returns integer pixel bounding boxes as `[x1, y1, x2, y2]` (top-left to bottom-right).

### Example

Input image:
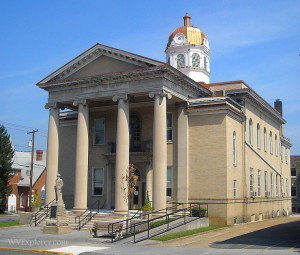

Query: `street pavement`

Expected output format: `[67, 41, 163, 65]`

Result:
[0, 215, 299, 255]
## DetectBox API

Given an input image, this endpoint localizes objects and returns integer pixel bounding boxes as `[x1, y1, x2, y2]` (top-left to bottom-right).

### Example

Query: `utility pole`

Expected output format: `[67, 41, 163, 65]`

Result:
[27, 129, 38, 211]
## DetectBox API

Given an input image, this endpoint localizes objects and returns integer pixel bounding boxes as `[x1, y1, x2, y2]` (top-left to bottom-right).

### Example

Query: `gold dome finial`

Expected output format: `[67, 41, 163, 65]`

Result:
[183, 13, 191, 27]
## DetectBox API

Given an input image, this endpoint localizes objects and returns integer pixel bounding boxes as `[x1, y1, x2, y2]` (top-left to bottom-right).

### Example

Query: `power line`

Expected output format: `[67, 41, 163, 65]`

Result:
[0, 120, 47, 134]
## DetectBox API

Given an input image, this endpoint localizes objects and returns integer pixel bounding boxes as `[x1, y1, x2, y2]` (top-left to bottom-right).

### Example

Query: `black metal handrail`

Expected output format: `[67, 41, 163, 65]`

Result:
[107, 207, 143, 240]
[75, 200, 104, 230]
[132, 203, 208, 243]
[108, 204, 179, 242]
[107, 202, 208, 243]
[32, 199, 55, 226]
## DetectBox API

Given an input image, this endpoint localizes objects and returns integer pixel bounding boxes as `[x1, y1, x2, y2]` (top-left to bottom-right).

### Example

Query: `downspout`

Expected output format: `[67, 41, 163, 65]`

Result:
[241, 104, 247, 223]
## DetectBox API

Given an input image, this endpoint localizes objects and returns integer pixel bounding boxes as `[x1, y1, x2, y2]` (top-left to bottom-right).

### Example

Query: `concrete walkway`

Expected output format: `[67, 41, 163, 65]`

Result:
[149, 215, 300, 250]
[1, 215, 300, 254]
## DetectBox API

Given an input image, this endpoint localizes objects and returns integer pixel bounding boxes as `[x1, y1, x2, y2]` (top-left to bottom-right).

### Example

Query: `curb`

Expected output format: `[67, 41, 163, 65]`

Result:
[0, 247, 72, 255]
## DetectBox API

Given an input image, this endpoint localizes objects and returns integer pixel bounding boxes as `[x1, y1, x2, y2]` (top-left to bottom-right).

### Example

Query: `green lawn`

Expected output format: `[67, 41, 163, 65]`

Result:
[151, 225, 227, 241]
[0, 221, 20, 228]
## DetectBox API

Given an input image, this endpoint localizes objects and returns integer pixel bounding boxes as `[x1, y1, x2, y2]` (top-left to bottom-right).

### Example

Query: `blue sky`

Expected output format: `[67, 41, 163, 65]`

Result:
[0, 0, 299, 154]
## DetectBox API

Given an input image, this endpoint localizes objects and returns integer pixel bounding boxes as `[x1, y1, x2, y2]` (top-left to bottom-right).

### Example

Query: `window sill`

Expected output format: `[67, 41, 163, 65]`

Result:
[167, 141, 173, 144]
[91, 195, 104, 197]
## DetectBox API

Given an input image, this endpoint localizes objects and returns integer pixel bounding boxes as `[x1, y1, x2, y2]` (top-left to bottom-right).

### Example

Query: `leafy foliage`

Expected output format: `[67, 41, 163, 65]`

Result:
[0, 125, 14, 213]
[142, 191, 152, 213]
[121, 164, 139, 204]
[32, 188, 41, 208]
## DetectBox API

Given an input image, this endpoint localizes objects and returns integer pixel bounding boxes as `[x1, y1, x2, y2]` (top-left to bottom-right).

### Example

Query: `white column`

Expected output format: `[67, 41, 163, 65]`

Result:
[73, 100, 89, 212]
[149, 91, 172, 211]
[177, 106, 189, 204]
[113, 95, 130, 214]
[45, 103, 59, 205]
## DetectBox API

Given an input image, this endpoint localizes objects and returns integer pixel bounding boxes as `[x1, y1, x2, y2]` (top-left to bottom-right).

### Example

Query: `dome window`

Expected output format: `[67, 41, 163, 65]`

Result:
[192, 53, 200, 67]
[177, 54, 185, 68]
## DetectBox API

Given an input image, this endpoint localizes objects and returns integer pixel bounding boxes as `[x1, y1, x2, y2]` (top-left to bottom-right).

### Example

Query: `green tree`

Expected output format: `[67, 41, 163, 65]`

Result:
[0, 125, 14, 213]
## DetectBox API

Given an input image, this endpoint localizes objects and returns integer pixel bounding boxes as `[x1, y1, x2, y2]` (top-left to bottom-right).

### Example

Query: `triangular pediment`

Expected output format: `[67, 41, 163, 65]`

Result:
[37, 43, 163, 85]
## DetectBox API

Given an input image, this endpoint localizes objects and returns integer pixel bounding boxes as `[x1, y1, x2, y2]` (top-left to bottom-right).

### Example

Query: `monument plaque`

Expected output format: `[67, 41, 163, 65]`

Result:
[50, 205, 57, 219]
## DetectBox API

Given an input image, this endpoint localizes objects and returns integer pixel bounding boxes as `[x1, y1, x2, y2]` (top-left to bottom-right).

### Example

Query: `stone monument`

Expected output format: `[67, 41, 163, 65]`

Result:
[43, 174, 72, 234]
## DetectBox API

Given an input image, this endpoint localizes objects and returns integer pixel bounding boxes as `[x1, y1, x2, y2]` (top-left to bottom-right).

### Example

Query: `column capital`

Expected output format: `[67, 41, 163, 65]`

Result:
[149, 90, 172, 100]
[45, 103, 58, 110]
[112, 94, 128, 102]
[73, 99, 88, 107]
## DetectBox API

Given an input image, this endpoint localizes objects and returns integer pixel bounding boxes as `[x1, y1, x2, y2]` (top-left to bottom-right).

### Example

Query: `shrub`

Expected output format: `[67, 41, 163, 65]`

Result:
[191, 206, 206, 217]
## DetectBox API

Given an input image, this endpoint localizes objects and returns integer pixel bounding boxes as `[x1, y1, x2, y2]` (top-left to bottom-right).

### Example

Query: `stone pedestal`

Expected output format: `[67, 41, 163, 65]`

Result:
[43, 201, 72, 234]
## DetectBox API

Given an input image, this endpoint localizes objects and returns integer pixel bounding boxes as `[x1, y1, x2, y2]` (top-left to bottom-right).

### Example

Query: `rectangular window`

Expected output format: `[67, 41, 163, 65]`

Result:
[250, 168, 254, 195]
[257, 170, 261, 197]
[166, 166, 173, 197]
[264, 171, 268, 196]
[93, 168, 104, 196]
[233, 180, 237, 198]
[233, 132, 237, 165]
[167, 113, 173, 142]
[270, 172, 274, 196]
[94, 119, 105, 145]
[291, 168, 297, 177]
[291, 186, 297, 197]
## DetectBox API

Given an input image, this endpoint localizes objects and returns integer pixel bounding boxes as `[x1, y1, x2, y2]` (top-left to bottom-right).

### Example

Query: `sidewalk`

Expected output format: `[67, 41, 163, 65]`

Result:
[1, 215, 300, 254]
[148, 215, 300, 249]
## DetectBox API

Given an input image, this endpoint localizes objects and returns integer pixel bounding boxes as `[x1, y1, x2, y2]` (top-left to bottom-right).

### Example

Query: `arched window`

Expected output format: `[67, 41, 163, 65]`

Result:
[192, 53, 200, 67]
[130, 113, 141, 152]
[233, 132, 237, 165]
[204, 57, 208, 71]
[257, 124, 261, 149]
[275, 135, 278, 156]
[177, 54, 185, 68]
[270, 132, 273, 154]
[249, 119, 253, 145]
[264, 128, 267, 152]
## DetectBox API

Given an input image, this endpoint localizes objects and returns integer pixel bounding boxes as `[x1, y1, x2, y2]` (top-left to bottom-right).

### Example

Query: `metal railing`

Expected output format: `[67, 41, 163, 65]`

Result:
[107, 207, 143, 240]
[32, 199, 55, 226]
[108, 203, 208, 243]
[75, 200, 104, 230]
[108, 140, 152, 153]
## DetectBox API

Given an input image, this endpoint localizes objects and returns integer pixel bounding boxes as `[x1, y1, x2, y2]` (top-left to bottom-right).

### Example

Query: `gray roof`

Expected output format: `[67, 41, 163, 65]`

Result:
[12, 151, 46, 187]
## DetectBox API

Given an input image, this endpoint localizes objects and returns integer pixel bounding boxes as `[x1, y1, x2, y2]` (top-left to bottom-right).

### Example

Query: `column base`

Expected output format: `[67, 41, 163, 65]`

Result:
[114, 209, 129, 215]
[72, 208, 87, 214]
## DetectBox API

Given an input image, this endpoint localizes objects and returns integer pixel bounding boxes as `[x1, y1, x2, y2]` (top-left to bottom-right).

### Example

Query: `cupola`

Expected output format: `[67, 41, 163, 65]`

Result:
[165, 13, 210, 83]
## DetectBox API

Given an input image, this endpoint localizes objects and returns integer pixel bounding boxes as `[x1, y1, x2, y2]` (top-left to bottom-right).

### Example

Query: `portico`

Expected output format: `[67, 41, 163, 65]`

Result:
[39, 44, 207, 213]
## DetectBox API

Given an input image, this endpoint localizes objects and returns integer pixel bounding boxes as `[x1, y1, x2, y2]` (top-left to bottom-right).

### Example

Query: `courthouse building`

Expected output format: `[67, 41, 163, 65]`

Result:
[37, 14, 292, 225]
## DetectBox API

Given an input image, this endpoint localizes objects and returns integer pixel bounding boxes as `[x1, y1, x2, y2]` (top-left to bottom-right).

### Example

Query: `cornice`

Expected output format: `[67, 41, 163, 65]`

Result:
[39, 65, 211, 98]
[280, 136, 292, 148]
[227, 89, 286, 125]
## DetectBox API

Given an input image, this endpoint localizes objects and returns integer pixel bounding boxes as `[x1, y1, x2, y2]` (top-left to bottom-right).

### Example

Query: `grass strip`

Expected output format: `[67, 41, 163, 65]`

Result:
[151, 225, 227, 241]
[150, 218, 176, 228]
[0, 221, 20, 228]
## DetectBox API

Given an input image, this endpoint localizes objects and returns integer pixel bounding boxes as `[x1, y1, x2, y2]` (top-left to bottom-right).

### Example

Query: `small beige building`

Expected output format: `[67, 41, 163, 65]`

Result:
[37, 14, 291, 225]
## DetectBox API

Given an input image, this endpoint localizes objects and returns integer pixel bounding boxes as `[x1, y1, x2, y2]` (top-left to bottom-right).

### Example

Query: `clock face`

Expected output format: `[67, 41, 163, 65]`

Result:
[174, 33, 184, 44]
